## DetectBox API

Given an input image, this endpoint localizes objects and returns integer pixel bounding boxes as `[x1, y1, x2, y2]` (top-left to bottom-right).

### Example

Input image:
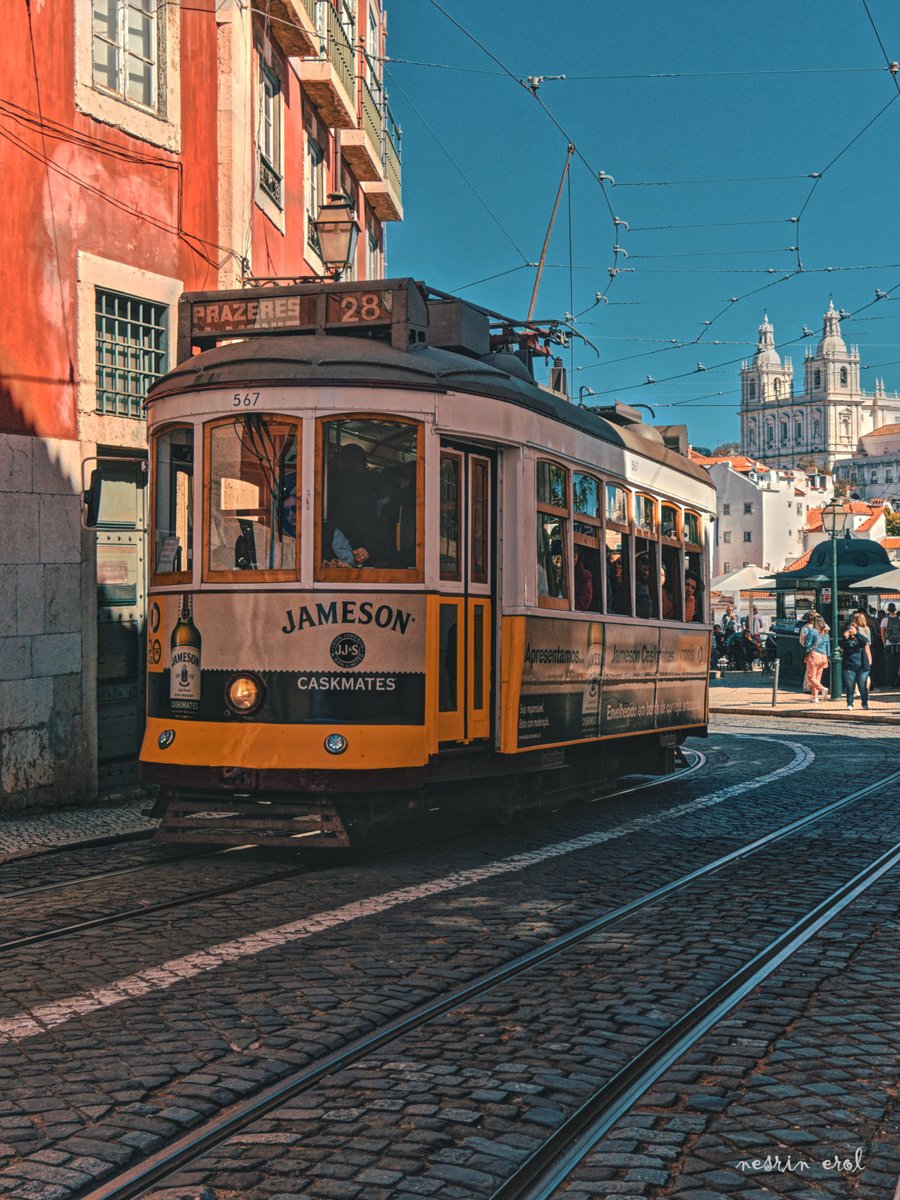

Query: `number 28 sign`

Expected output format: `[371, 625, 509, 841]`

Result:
[326, 290, 392, 327]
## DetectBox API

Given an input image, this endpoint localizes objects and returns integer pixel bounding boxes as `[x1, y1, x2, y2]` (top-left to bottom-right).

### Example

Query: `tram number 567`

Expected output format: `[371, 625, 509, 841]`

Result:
[233, 392, 261, 407]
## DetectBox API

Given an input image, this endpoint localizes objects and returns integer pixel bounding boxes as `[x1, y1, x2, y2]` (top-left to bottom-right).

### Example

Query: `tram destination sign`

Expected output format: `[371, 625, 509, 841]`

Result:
[178, 280, 428, 360]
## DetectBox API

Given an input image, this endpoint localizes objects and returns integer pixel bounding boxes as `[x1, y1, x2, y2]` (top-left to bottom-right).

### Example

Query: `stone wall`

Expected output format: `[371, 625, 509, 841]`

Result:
[0, 433, 97, 814]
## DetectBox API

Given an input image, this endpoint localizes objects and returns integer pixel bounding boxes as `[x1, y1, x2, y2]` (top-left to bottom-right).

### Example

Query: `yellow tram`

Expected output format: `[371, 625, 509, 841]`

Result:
[130, 278, 714, 846]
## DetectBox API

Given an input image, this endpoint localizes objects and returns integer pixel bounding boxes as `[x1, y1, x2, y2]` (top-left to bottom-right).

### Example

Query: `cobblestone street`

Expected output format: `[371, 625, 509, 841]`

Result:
[0, 720, 896, 1199]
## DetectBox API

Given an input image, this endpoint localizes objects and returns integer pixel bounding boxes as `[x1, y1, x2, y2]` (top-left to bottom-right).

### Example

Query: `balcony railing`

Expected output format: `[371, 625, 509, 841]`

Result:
[361, 77, 381, 154]
[319, 1, 355, 104]
[302, 0, 316, 25]
[384, 99, 401, 195]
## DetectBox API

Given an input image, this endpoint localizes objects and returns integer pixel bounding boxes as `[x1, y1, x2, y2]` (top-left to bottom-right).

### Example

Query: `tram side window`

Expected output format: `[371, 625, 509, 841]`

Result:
[573, 471, 602, 612]
[605, 483, 631, 616]
[684, 510, 704, 622]
[634, 494, 659, 620]
[660, 503, 682, 621]
[536, 460, 569, 606]
[153, 426, 193, 578]
[320, 418, 420, 575]
[440, 453, 462, 581]
[207, 416, 299, 575]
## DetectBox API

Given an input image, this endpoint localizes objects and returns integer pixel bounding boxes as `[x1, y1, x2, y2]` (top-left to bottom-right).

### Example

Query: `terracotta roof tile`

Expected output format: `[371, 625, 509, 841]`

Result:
[860, 422, 900, 438]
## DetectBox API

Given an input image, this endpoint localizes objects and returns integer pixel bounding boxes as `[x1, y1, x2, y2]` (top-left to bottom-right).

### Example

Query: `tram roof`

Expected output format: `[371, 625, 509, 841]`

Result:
[148, 334, 712, 489]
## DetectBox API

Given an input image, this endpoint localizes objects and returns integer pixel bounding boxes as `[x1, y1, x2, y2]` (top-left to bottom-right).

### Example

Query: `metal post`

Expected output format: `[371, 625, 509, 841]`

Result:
[830, 533, 842, 700]
[771, 658, 780, 707]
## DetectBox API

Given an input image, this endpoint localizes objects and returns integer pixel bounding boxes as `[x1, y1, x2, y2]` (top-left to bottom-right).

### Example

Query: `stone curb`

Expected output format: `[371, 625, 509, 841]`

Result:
[710, 703, 900, 725]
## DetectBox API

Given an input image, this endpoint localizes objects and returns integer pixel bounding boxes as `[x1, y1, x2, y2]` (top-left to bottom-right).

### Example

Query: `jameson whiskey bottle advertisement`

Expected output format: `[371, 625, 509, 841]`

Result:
[170, 593, 202, 716]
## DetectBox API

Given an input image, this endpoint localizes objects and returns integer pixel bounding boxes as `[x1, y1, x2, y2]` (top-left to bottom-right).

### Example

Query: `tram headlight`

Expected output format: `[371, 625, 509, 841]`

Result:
[324, 733, 348, 755]
[225, 673, 264, 715]
[158, 729, 176, 750]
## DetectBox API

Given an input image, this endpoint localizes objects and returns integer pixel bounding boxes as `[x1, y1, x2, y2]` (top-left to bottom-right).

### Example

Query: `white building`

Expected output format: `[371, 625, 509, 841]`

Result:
[692, 454, 829, 575]
[833, 423, 900, 503]
[739, 303, 900, 470]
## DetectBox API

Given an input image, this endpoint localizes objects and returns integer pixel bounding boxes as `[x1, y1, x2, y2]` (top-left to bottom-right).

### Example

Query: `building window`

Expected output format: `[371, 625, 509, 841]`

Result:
[723, 531, 732, 544]
[886, 471, 894, 484]
[814, 369, 821, 388]
[840, 367, 848, 385]
[743, 531, 752, 542]
[306, 132, 325, 253]
[95, 289, 167, 418]
[723, 561, 730, 573]
[780, 421, 788, 445]
[723, 503, 731, 515]
[774, 378, 781, 397]
[796, 502, 802, 514]
[92, 0, 157, 110]
[258, 60, 283, 207]
[766, 423, 774, 447]
[795, 421, 802, 442]
[749, 381, 756, 400]
[744, 502, 753, 514]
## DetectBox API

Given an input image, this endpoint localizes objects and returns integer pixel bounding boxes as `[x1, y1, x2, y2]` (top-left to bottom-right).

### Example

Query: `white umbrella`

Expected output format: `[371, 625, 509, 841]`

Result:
[710, 564, 772, 593]
[853, 566, 900, 591]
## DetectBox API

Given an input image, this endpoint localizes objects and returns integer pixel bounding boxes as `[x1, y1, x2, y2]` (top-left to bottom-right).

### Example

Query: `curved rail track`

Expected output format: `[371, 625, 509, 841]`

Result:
[74, 759, 900, 1200]
[0, 752, 710, 954]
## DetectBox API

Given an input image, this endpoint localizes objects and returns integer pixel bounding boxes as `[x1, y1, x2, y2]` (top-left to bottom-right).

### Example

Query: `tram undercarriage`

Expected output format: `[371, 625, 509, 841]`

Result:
[145, 730, 700, 848]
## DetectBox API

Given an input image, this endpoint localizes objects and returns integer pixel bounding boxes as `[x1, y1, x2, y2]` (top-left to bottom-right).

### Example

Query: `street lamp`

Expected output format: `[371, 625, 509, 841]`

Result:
[313, 193, 359, 280]
[821, 497, 852, 699]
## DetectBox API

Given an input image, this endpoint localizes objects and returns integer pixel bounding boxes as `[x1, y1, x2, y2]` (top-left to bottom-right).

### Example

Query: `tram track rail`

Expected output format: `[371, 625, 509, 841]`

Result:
[0, 753, 708, 955]
[75, 760, 900, 1200]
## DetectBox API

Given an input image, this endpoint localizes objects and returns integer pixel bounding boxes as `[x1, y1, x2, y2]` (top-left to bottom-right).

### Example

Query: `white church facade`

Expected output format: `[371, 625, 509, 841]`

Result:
[739, 301, 900, 471]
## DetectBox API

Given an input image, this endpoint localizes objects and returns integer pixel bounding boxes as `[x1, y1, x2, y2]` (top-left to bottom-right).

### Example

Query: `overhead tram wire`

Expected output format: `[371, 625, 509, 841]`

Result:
[860, 0, 900, 94]
[423, 0, 624, 304]
[384, 70, 532, 267]
[581, 281, 900, 404]
[419, 3, 899, 383]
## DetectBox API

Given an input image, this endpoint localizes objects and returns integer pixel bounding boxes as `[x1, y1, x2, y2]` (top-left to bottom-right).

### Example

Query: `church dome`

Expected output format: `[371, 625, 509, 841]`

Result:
[816, 299, 847, 356]
[752, 313, 781, 367]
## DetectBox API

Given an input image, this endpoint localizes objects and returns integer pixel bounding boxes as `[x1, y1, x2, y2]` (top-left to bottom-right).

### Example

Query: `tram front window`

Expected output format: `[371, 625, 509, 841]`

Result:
[320, 418, 419, 574]
[207, 416, 299, 575]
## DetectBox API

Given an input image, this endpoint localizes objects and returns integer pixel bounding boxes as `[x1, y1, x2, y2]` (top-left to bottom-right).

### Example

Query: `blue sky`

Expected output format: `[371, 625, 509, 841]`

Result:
[384, 1, 900, 449]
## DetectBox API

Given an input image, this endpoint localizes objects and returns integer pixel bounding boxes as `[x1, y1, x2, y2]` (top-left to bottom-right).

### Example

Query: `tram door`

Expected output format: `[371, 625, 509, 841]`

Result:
[437, 448, 493, 745]
[94, 455, 147, 791]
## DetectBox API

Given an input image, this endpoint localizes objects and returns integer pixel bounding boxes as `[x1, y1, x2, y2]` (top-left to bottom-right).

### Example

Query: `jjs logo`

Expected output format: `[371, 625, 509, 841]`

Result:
[330, 633, 366, 668]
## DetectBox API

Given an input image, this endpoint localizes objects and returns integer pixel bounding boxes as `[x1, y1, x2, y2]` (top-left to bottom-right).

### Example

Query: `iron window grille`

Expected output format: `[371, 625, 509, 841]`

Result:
[95, 289, 168, 419]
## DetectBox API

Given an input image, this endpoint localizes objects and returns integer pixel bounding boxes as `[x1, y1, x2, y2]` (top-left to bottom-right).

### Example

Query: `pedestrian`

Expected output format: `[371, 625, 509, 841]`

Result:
[854, 611, 875, 693]
[804, 615, 830, 702]
[751, 605, 763, 637]
[840, 620, 870, 709]
[880, 603, 900, 686]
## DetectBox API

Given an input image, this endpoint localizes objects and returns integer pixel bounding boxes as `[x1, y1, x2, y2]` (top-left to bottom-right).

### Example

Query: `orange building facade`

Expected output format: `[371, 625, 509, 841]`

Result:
[0, 0, 402, 811]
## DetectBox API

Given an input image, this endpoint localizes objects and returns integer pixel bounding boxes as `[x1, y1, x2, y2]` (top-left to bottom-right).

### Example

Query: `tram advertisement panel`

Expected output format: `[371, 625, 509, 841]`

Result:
[517, 619, 708, 748]
[147, 593, 426, 724]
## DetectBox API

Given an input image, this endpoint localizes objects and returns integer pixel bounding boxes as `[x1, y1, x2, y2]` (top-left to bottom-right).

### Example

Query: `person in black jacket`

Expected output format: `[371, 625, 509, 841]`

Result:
[841, 621, 870, 709]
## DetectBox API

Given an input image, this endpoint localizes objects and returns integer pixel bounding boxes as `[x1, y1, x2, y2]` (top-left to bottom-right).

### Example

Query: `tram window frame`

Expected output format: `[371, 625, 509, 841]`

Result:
[439, 450, 463, 583]
[151, 423, 194, 584]
[660, 503, 683, 621]
[684, 509, 705, 623]
[316, 415, 424, 584]
[536, 459, 570, 610]
[634, 493, 660, 620]
[573, 471, 602, 613]
[604, 483, 632, 617]
[470, 456, 490, 587]
[203, 415, 300, 582]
